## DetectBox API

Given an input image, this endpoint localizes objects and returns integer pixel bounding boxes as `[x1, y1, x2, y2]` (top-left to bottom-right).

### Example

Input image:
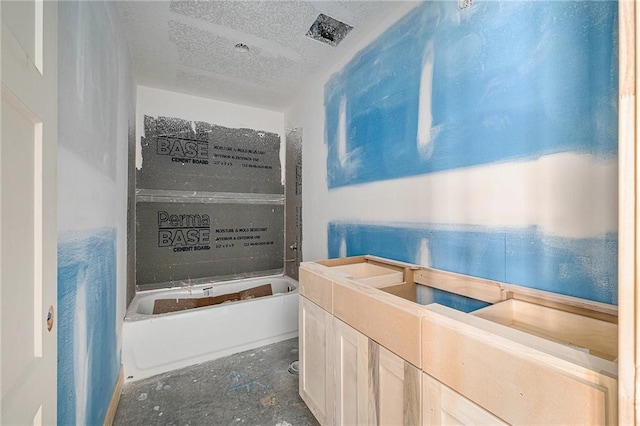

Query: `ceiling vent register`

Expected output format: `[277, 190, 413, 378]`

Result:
[306, 13, 353, 47]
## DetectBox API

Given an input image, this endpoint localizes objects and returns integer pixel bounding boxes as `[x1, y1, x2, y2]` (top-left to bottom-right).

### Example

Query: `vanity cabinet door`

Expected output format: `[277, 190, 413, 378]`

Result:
[334, 318, 370, 425]
[372, 344, 421, 426]
[299, 296, 334, 425]
[423, 373, 507, 425]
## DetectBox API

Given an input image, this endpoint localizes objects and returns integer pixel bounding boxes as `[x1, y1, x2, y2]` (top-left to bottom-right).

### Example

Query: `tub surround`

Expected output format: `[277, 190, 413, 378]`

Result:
[134, 87, 286, 291]
[299, 255, 617, 425]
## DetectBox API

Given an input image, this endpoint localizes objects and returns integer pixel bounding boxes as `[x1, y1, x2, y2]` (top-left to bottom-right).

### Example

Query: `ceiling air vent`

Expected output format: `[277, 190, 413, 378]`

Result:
[306, 14, 353, 47]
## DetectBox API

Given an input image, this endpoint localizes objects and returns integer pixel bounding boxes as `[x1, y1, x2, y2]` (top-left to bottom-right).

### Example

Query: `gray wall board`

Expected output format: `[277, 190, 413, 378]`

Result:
[136, 201, 284, 288]
[285, 128, 302, 280]
[138, 115, 284, 194]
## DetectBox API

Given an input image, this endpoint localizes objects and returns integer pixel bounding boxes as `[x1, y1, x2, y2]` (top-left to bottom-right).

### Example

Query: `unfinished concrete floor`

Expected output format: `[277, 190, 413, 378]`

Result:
[114, 338, 318, 426]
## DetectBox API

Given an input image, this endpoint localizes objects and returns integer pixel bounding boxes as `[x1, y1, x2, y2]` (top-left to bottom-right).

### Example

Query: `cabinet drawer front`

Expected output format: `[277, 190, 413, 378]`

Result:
[422, 316, 615, 425]
[423, 373, 508, 426]
[300, 266, 333, 312]
[333, 281, 422, 367]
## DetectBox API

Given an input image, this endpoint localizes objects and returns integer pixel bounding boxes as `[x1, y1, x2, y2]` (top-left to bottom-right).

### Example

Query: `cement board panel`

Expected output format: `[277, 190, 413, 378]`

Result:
[138, 115, 283, 194]
[136, 201, 284, 287]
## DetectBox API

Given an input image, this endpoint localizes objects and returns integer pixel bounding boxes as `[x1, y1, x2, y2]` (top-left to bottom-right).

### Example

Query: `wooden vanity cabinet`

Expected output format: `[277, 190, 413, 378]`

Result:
[333, 318, 369, 425]
[423, 303, 618, 425]
[423, 373, 507, 425]
[299, 256, 619, 425]
[299, 296, 334, 425]
[333, 317, 421, 426]
[373, 344, 421, 425]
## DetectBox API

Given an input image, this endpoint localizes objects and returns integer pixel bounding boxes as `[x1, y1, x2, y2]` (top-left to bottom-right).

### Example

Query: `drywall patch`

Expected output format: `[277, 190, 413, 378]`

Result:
[138, 115, 283, 194]
[328, 222, 617, 305]
[324, 1, 617, 188]
[136, 202, 284, 288]
[58, 229, 118, 425]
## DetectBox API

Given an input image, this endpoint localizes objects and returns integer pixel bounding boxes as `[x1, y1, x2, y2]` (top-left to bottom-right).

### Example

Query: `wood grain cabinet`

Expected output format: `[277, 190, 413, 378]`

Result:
[423, 373, 507, 425]
[333, 318, 421, 426]
[299, 296, 334, 425]
[423, 303, 618, 425]
[299, 256, 618, 425]
[333, 318, 369, 425]
[373, 344, 421, 426]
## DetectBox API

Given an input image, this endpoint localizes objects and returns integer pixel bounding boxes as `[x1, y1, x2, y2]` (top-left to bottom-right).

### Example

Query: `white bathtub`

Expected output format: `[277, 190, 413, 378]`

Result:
[122, 274, 299, 382]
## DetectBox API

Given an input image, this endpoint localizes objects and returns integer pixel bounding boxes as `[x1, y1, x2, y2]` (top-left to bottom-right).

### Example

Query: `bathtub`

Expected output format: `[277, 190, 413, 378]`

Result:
[122, 274, 299, 382]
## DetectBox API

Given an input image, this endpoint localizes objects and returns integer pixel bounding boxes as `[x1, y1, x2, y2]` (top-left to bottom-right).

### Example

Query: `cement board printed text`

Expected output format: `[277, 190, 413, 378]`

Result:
[156, 136, 209, 164]
[154, 136, 273, 169]
[157, 211, 211, 252]
[156, 211, 275, 252]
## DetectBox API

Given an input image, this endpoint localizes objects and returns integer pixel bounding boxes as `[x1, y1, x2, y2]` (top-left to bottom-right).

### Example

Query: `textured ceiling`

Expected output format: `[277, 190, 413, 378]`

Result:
[116, 1, 412, 111]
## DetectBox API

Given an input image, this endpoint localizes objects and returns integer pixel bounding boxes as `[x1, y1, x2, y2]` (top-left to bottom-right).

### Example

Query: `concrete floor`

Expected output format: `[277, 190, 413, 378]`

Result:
[114, 338, 319, 426]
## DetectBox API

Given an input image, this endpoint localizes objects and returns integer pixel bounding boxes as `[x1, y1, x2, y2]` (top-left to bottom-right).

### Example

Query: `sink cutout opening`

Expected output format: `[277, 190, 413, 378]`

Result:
[472, 299, 618, 361]
[418, 285, 490, 313]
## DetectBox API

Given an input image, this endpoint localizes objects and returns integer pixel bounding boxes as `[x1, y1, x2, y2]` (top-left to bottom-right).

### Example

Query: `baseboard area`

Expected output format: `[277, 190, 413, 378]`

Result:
[103, 365, 124, 426]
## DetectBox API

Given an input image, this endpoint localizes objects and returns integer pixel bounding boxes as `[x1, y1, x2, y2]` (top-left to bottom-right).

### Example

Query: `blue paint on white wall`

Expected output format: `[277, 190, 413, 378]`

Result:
[428, 289, 490, 314]
[57, 1, 131, 424]
[328, 223, 617, 307]
[325, 1, 618, 188]
[58, 229, 118, 425]
[505, 228, 618, 304]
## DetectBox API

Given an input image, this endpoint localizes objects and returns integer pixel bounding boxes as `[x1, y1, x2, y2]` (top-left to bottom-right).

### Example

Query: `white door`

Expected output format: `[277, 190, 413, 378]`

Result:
[1, 1, 58, 425]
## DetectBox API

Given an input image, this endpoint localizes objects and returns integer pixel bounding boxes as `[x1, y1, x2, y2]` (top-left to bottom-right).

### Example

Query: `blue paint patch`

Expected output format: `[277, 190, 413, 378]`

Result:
[506, 228, 618, 305]
[328, 222, 506, 281]
[58, 229, 118, 426]
[325, 1, 618, 188]
[431, 288, 490, 314]
[328, 223, 617, 306]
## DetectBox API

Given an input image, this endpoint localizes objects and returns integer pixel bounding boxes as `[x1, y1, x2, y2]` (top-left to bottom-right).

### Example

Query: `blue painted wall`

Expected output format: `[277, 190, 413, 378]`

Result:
[57, 1, 132, 424]
[329, 223, 617, 306]
[322, 1, 618, 308]
[325, 1, 617, 188]
[58, 230, 118, 425]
